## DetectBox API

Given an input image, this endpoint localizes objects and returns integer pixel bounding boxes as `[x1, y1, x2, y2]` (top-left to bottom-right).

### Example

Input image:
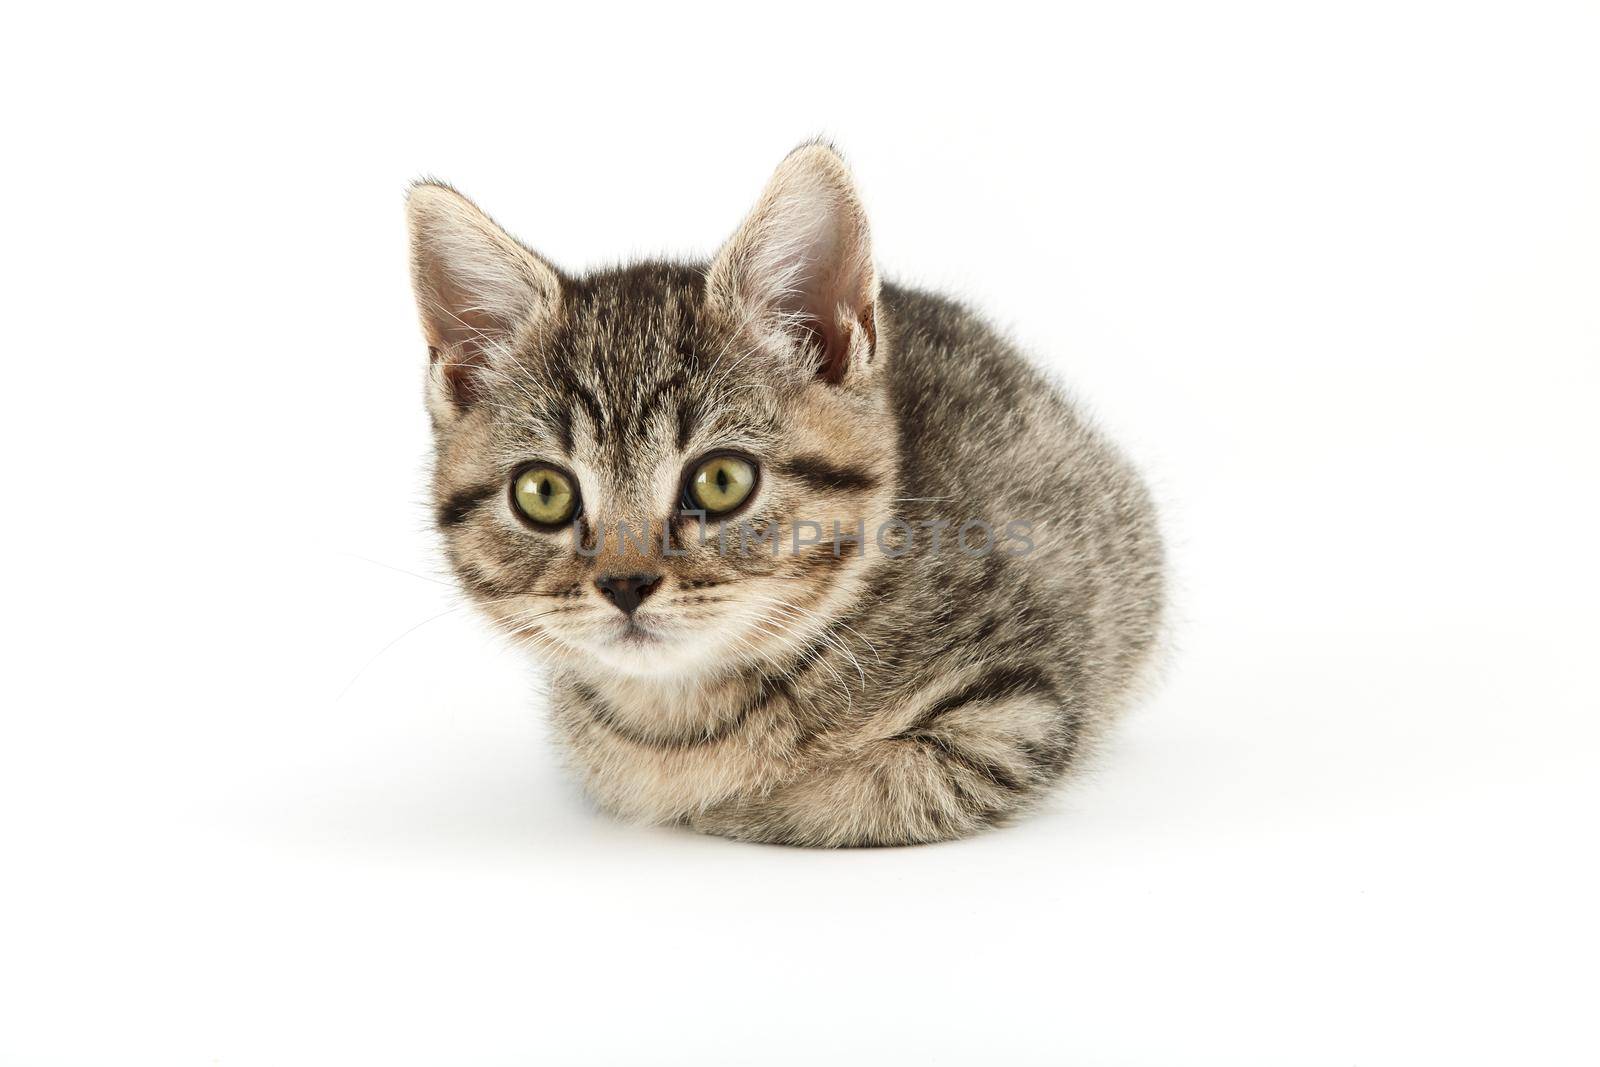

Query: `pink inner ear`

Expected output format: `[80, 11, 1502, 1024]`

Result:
[428, 344, 488, 407]
[813, 319, 849, 385]
[812, 302, 876, 384]
[768, 229, 876, 384]
[417, 262, 523, 408]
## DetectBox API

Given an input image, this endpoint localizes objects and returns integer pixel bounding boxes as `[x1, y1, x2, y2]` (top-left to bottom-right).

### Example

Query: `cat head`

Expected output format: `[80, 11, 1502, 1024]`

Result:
[406, 144, 898, 679]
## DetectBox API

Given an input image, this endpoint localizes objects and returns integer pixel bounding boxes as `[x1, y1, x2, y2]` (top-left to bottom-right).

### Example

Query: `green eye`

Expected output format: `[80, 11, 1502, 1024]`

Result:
[512, 466, 579, 526]
[688, 454, 758, 515]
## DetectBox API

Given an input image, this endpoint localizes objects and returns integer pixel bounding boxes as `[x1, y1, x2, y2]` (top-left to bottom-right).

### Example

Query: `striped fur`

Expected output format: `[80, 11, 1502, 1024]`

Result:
[404, 144, 1166, 846]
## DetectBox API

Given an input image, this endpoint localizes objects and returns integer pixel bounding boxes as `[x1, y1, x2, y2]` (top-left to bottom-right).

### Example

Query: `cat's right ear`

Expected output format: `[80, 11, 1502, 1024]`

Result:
[404, 182, 560, 417]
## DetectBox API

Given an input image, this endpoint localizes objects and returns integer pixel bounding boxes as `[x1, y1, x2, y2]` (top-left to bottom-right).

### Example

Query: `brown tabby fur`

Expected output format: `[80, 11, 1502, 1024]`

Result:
[404, 144, 1165, 846]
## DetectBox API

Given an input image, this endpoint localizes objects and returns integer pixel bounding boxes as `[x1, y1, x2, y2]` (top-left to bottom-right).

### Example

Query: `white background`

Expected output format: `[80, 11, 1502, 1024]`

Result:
[3, 2, 1597, 1064]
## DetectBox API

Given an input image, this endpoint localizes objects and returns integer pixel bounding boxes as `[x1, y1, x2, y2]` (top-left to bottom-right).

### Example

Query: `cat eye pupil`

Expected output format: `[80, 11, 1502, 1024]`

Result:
[687, 454, 757, 516]
[512, 466, 578, 527]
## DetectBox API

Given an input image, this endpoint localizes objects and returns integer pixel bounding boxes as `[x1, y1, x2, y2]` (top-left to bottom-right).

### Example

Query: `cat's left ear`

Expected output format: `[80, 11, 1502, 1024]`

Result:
[707, 143, 880, 386]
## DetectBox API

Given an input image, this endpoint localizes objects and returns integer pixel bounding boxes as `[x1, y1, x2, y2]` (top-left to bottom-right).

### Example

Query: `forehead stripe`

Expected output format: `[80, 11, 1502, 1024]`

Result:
[675, 395, 702, 451]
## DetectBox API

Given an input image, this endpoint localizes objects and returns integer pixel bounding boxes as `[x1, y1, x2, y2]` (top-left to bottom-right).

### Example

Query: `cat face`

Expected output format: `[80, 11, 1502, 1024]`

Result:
[408, 146, 897, 679]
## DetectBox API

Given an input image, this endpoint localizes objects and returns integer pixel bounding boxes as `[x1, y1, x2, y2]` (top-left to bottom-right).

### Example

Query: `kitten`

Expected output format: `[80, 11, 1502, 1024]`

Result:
[404, 143, 1165, 846]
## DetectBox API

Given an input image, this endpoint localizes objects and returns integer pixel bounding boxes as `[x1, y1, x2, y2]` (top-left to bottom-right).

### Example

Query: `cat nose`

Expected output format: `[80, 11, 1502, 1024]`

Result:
[594, 573, 662, 615]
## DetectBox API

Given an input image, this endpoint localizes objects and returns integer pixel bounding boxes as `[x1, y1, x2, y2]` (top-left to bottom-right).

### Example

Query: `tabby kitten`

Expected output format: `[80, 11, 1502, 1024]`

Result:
[404, 144, 1164, 846]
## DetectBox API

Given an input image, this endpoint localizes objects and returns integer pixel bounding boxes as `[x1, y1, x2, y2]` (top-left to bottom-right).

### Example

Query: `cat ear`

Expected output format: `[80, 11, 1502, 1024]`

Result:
[405, 181, 560, 412]
[708, 143, 880, 386]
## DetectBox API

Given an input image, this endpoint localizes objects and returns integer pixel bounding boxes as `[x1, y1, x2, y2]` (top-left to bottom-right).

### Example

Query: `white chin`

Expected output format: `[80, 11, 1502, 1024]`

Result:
[578, 622, 719, 678]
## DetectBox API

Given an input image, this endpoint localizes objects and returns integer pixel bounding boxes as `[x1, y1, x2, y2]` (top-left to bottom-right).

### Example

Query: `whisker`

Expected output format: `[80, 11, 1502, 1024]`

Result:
[339, 552, 457, 587]
[336, 602, 471, 700]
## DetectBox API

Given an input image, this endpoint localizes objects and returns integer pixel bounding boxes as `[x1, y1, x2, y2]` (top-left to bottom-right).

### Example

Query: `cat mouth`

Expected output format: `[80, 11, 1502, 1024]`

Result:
[615, 618, 664, 645]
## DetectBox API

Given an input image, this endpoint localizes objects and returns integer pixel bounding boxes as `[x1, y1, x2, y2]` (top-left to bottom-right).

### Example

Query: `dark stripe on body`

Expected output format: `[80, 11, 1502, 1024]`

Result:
[895, 665, 1059, 737]
[577, 676, 779, 750]
[894, 665, 1078, 815]
[917, 732, 1023, 793]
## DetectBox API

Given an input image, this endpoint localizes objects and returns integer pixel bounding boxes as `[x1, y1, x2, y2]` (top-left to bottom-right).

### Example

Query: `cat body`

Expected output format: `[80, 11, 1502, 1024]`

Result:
[407, 145, 1163, 846]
